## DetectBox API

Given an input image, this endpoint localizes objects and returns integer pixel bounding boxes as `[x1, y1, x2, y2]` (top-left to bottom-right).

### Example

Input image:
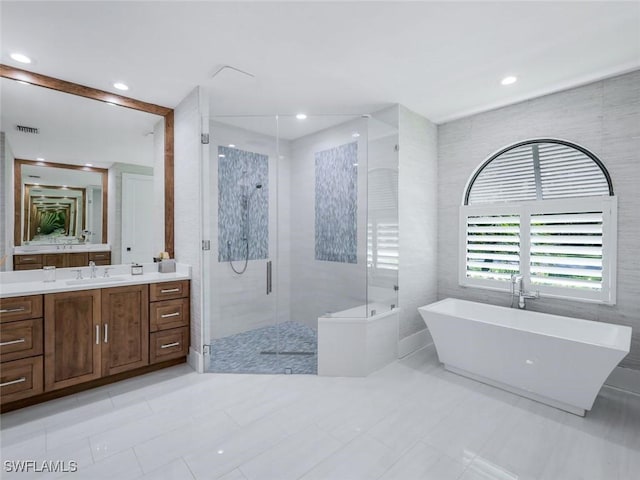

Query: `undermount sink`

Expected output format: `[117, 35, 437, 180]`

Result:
[66, 276, 127, 286]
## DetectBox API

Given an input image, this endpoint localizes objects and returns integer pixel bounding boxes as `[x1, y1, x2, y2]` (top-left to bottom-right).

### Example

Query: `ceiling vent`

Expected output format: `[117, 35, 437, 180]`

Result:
[16, 125, 39, 134]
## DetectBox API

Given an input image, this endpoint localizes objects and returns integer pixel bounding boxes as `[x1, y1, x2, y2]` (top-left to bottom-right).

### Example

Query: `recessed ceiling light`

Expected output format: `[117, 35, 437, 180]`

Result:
[85, 163, 93, 167]
[33, 183, 39, 186]
[218, 154, 225, 158]
[10, 53, 32, 64]
[106, 102, 117, 106]
[352, 132, 360, 138]
[17, 80, 30, 85]
[296, 113, 307, 120]
[501, 76, 518, 86]
[62, 185, 68, 188]
[228, 144, 236, 148]
[36, 157, 45, 161]
[113, 82, 129, 91]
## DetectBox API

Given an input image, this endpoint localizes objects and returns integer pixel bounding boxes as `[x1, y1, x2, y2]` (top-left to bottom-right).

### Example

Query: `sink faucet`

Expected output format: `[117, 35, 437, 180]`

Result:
[89, 261, 97, 279]
[511, 274, 539, 309]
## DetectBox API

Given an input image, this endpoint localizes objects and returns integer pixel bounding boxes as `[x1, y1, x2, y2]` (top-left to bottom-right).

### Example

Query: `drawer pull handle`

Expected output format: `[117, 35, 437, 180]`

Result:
[0, 307, 26, 314]
[0, 377, 26, 388]
[104, 324, 108, 344]
[161, 312, 181, 318]
[160, 342, 180, 349]
[21, 257, 35, 261]
[96, 325, 100, 345]
[160, 288, 180, 293]
[0, 338, 26, 347]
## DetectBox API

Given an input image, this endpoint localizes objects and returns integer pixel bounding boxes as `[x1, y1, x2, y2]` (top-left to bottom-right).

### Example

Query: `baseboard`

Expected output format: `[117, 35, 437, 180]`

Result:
[605, 366, 640, 395]
[188, 347, 204, 373]
[398, 328, 433, 358]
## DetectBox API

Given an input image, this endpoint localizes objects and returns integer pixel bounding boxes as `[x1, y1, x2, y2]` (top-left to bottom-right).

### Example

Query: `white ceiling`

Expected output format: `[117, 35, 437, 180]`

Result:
[1, 1, 639, 124]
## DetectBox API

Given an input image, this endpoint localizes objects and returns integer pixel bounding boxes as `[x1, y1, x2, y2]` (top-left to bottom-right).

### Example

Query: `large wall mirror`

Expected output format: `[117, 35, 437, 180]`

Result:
[1, 65, 174, 268]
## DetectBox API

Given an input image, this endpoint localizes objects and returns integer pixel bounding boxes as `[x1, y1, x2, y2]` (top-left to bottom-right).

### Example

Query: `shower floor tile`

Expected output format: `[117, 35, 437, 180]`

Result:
[208, 321, 317, 374]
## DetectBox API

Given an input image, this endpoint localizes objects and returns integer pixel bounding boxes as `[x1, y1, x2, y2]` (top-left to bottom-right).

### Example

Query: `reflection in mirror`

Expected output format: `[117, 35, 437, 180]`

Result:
[1, 74, 166, 269]
[20, 162, 105, 244]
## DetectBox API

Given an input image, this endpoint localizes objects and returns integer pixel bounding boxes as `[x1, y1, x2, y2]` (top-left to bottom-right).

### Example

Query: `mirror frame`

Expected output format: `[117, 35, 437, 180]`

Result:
[15, 158, 109, 244]
[1, 64, 175, 257]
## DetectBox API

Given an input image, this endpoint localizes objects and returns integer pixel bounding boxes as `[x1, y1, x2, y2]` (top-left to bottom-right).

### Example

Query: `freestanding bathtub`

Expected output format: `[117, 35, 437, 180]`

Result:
[318, 304, 399, 377]
[418, 298, 631, 416]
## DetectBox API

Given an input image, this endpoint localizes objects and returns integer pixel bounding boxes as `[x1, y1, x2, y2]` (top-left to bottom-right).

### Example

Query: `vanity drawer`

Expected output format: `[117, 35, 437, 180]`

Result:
[14, 254, 42, 265]
[0, 356, 44, 404]
[150, 280, 189, 302]
[89, 251, 111, 265]
[150, 298, 190, 332]
[0, 295, 43, 324]
[150, 327, 189, 364]
[0, 319, 43, 362]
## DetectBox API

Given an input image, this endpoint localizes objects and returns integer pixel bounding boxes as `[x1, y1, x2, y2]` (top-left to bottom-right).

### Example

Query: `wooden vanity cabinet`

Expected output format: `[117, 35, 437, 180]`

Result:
[2, 279, 189, 411]
[13, 251, 110, 270]
[0, 295, 44, 404]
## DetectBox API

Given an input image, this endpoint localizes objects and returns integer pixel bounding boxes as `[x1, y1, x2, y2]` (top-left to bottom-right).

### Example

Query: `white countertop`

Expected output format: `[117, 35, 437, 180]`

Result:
[14, 244, 111, 254]
[0, 262, 191, 298]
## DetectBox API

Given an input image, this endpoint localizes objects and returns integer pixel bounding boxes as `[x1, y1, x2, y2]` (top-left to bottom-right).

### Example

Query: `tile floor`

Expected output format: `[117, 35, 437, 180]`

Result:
[1, 347, 639, 479]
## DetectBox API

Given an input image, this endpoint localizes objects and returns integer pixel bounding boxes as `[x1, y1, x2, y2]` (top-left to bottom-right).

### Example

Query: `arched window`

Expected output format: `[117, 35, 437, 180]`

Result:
[460, 139, 617, 304]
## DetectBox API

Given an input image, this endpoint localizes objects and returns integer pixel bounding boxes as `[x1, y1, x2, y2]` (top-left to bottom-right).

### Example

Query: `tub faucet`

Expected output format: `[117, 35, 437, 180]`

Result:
[511, 274, 539, 309]
[89, 261, 97, 279]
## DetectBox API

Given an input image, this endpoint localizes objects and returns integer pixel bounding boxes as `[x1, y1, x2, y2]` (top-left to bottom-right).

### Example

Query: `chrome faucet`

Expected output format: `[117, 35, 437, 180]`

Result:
[511, 274, 539, 309]
[89, 261, 97, 279]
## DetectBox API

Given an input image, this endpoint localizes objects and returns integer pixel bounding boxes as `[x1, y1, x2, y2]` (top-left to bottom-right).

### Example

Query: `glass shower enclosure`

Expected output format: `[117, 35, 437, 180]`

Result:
[201, 110, 398, 374]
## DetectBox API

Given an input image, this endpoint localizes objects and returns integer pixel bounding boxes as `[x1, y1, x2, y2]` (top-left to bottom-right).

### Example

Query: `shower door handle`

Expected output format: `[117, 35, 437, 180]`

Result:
[266, 260, 272, 295]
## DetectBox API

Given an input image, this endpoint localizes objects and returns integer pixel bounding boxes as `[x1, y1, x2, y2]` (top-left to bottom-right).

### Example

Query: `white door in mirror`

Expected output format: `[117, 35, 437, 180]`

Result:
[122, 173, 155, 264]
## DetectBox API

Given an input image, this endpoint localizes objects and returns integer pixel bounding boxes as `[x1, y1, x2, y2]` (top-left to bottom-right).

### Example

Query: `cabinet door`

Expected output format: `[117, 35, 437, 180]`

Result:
[44, 290, 102, 391]
[66, 252, 89, 267]
[101, 285, 149, 376]
[42, 253, 65, 268]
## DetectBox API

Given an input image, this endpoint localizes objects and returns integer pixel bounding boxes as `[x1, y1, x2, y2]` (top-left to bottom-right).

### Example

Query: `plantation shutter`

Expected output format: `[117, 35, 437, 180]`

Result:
[368, 222, 399, 271]
[465, 214, 520, 281]
[530, 212, 603, 290]
[467, 141, 611, 205]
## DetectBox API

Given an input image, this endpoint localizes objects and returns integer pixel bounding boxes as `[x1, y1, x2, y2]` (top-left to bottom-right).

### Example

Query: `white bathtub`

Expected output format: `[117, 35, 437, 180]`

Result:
[418, 298, 631, 416]
[318, 304, 399, 377]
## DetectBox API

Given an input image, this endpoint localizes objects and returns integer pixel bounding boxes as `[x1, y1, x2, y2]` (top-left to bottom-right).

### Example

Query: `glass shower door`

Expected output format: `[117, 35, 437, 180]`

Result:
[203, 115, 281, 373]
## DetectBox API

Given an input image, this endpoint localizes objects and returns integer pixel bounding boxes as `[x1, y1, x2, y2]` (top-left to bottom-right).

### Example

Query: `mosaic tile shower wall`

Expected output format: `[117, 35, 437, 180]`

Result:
[218, 146, 269, 262]
[315, 141, 358, 263]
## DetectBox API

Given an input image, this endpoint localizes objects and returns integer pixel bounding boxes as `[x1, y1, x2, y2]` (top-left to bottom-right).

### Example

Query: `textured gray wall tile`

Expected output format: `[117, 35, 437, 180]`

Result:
[218, 146, 269, 262]
[398, 105, 438, 340]
[437, 70, 640, 370]
[174, 87, 205, 353]
[314, 142, 358, 263]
